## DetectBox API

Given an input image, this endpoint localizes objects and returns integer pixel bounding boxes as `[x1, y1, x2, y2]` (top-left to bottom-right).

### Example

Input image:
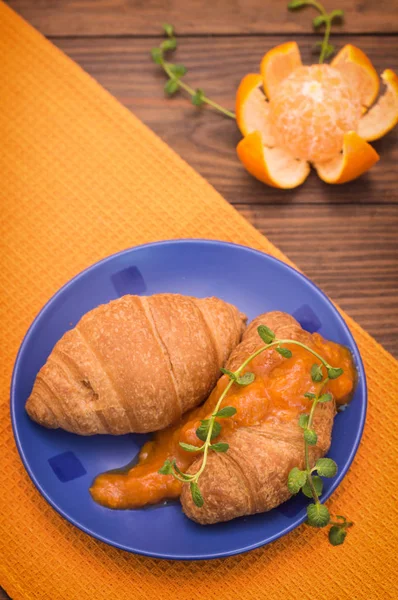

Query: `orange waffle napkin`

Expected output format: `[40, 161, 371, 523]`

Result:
[0, 3, 397, 599]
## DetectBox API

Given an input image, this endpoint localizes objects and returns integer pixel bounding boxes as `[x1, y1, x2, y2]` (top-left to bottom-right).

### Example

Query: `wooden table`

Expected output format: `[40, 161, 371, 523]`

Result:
[1, 2, 397, 593]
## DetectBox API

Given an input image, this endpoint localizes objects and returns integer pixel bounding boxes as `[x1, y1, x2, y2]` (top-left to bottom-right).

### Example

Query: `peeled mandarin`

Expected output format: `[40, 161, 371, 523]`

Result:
[269, 64, 362, 163]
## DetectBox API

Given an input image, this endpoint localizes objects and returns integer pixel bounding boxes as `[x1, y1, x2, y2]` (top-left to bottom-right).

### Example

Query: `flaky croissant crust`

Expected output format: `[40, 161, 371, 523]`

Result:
[181, 312, 336, 524]
[26, 294, 246, 435]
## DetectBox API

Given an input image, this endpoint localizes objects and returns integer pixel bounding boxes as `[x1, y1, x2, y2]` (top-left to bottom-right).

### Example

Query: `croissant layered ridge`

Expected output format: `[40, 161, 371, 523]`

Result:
[26, 294, 247, 435]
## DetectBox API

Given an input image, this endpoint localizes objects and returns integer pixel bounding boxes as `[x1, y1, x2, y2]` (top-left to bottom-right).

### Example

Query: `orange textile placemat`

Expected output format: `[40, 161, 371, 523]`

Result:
[0, 3, 397, 599]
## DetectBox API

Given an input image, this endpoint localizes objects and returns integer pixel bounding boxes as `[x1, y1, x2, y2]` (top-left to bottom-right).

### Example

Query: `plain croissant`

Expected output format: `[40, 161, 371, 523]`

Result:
[26, 294, 246, 435]
[180, 312, 338, 524]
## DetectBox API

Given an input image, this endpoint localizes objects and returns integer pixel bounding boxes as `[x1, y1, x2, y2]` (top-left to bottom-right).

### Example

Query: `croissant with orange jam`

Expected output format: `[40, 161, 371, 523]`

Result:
[91, 311, 355, 523]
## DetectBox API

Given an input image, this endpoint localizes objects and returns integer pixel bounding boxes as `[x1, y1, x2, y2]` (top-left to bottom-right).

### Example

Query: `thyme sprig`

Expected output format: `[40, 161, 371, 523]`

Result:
[288, 1, 344, 63]
[287, 365, 353, 544]
[159, 323, 352, 545]
[151, 24, 235, 119]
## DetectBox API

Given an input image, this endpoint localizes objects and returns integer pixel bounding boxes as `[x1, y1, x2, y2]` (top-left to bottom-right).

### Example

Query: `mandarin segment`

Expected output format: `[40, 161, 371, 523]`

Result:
[314, 131, 379, 184]
[331, 44, 380, 108]
[269, 65, 362, 163]
[237, 131, 310, 189]
[357, 70, 398, 142]
[260, 41, 302, 100]
[236, 73, 275, 146]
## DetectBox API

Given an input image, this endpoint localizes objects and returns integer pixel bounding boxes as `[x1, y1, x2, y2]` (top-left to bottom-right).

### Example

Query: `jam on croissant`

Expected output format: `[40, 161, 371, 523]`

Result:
[91, 312, 355, 521]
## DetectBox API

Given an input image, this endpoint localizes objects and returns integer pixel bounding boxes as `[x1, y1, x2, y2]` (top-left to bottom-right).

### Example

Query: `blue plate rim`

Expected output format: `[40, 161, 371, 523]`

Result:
[10, 239, 367, 560]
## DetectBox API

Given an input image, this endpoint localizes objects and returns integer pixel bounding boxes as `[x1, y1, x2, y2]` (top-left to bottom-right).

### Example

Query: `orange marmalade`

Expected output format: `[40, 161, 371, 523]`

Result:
[90, 334, 355, 509]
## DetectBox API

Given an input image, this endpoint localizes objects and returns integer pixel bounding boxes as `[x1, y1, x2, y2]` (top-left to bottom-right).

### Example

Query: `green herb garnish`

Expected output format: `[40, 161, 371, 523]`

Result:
[287, 1, 344, 63]
[151, 23, 235, 119]
[159, 323, 352, 544]
[287, 353, 353, 544]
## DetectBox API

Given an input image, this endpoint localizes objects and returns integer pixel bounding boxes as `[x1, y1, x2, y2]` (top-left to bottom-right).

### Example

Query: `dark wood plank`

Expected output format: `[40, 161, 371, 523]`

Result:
[52, 35, 398, 205]
[7, 0, 398, 35]
[0, 590, 10, 599]
[237, 204, 398, 356]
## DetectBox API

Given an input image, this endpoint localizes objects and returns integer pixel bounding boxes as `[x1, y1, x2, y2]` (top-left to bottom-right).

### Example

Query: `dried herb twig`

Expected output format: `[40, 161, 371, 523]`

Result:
[288, 0, 344, 62]
[151, 23, 235, 118]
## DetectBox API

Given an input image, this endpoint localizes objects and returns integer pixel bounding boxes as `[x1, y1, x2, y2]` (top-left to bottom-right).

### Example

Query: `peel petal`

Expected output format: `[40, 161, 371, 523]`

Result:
[237, 131, 310, 189]
[357, 69, 398, 141]
[314, 131, 379, 184]
[331, 44, 379, 108]
[260, 42, 302, 100]
[236, 73, 275, 145]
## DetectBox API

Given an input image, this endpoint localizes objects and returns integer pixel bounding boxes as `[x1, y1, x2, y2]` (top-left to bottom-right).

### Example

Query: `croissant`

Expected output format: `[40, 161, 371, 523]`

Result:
[90, 311, 355, 515]
[25, 293, 246, 435]
[180, 312, 355, 524]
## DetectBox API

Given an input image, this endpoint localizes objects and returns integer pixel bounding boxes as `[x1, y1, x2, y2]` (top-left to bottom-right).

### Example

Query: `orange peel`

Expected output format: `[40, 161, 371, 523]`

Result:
[260, 41, 302, 100]
[236, 74, 275, 146]
[314, 131, 379, 184]
[358, 69, 398, 142]
[237, 131, 310, 189]
[331, 44, 379, 108]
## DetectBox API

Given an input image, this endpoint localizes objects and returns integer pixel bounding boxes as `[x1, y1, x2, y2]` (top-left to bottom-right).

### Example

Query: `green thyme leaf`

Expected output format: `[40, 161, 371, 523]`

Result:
[164, 79, 179, 96]
[211, 442, 229, 453]
[192, 88, 205, 106]
[323, 43, 336, 59]
[169, 63, 187, 77]
[276, 346, 293, 359]
[162, 22, 174, 37]
[316, 458, 338, 478]
[151, 47, 163, 65]
[330, 9, 344, 21]
[195, 419, 210, 441]
[318, 392, 333, 403]
[196, 419, 221, 441]
[304, 392, 316, 400]
[179, 442, 203, 452]
[173, 461, 193, 481]
[288, 0, 307, 8]
[304, 428, 318, 446]
[214, 406, 237, 418]
[220, 367, 237, 381]
[299, 414, 309, 429]
[257, 325, 276, 344]
[190, 482, 204, 507]
[307, 503, 330, 528]
[311, 364, 323, 382]
[329, 525, 347, 545]
[158, 458, 173, 475]
[313, 15, 327, 27]
[328, 367, 344, 380]
[211, 421, 222, 438]
[302, 475, 323, 498]
[287, 467, 307, 494]
[236, 372, 255, 386]
[161, 38, 177, 52]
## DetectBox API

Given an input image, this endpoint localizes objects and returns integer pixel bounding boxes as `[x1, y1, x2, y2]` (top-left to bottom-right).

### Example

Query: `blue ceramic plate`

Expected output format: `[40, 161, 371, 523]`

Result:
[11, 240, 366, 560]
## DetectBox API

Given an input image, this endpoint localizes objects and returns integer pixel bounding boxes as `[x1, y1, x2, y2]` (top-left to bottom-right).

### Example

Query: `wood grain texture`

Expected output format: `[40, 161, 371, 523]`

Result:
[237, 204, 398, 355]
[7, 0, 398, 35]
[52, 35, 398, 205]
